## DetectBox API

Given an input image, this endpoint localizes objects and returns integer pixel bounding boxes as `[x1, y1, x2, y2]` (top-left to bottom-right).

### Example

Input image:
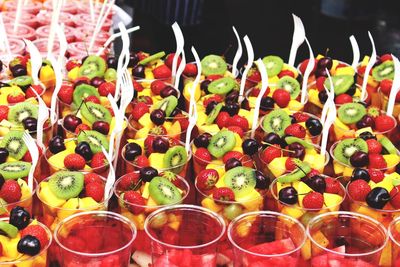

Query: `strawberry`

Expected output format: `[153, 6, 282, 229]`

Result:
[144, 136, 155, 153]
[278, 70, 295, 78]
[85, 182, 104, 202]
[123, 191, 145, 214]
[380, 79, 392, 96]
[196, 169, 219, 190]
[0, 105, 9, 122]
[165, 53, 181, 69]
[307, 169, 320, 178]
[316, 76, 326, 91]
[132, 80, 144, 92]
[0, 180, 22, 203]
[325, 177, 342, 194]
[21, 225, 49, 247]
[366, 139, 382, 154]
[75, 124, 91, 134]
[194, 148, 212, 165]
[348, 179, 371, 201]
[119, 173, 141, 190]
[285, 158, 297, 172]
[248, 69, 261, 82]
[272, 89, 290, 108]
[335, 94, 353, 105]
[284, 124, 306, 138]
[134, 155, 149, 168]
[261, 145, 281, 164]
[375, 115, 395, 132]
[216, 111, 230, 128]
[229, 115, 249, 131]
[85, 95, 101, 104]
[84, 173, 103, 184]
[91, 152, 107, 172]
[7, 92, 25, 104]
[203, 95, 224, 107]
[183, 64, 197, 77]
[358, 66, 367, 75]
[251, 88, 261, 96]
[98, 82, 116, 96]
[213, 187, 235, 201]
[66, 59, 81, 71]
[25, 84, 44, 99]
[223, 151, 243, 164]
[152, 65, 172, 79]
[302, 192, 324, 209]
[207, 74, 223, 81]
[137, 51, 147, 61]
[64, 153, 86, 170]
[58, 84, 74, 104]
[368, 169, 385, 183]
[227, 126, 244, 137]
[175, 113, 189, 130]
[131, 102, 149, 121]
[390, 186, 400, 209]
[150, 80, 167, 95]
[381, 54, 392, 62]
[293, 112, 310, 122]
[161, 226, 179, 245]
[368, 154, 387, 169]
[299, 59, 317, 75]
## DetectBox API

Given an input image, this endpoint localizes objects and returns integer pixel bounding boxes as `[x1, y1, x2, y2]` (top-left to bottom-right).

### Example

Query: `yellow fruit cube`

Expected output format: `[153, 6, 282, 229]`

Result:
[324, 193, 343, 211]
[135, 127, 151, 139]
[48, 150, 70, 170]
[58, 198, 79, 220]
[138, 113, 153, 128]
[281, 206, 305, 219]
[308, 89, 324, 108]
[375, 179, 394, 192]
[235, 189, 262, 211]
[198, 124, 220, 135]
[383, 154, 400, 167]
[67, 67, 80, 81]
[142, 183, 150, 199]
[333, 161, 345, 174]
[298, 182, 313, 206]
[335, 66, 355, 76]
[168, 121, 182, 137]
[301, 238, 312, 260]
[267, 157, 287, 177]
[148, 153, 165, 170]
[38, 182, 66, 207]
[287, 99, 303, 111]
[355, 127, 373, 137]
[201, 198, 223, 213]
[234, 133, 241, 148]
[79, 197, 100, 209]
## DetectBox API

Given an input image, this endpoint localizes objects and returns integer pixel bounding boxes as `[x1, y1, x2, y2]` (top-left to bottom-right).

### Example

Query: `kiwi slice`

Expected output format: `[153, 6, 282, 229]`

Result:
[78, 55, 107, 79]
[338, 103, 367, 124]
[48, 171, 84, 200]
[324, 75, 354, 95]
[0, 221, 18, 238]
[277, 162, 311, 183]
[73, 84, 100, 106]
[201, 55, 227, 76]
[81, 102, 112, 124]
[149, 176, 182, 205]
[285, 136, 313, 148]
[223, 166, 256, 198]
[207, 130, 236, 158]
[153, 96, 178, 117]
[163, 146, 188, 173]
[207, 77, 236, 95]
[7, 102, 38, 126]
[77, 130, 109, 154]
[333, 138, 368, 165]
[262, 56, 284, 77]
[262, 110, 291, 137]
[0, 161, 31, 180]
[9, 75, 33, 89]
[138, 51, 166, 65]
[379, 137, 398, 154]
[372, 61, 394, 82]
[0, 131, 27, 160]
[206, 103, 223, 125]
[276, 76, 300, 99]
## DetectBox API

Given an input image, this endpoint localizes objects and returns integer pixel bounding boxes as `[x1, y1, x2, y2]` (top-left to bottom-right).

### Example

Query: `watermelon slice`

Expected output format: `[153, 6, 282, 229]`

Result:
[248, 238, 296, 255]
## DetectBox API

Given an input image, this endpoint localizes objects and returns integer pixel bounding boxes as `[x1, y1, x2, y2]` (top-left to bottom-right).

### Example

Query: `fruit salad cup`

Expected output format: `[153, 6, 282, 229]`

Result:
[32, 38, 60, 57]
[0, 39, 25, 63]
[74, 14, 113, 32]
[43, 0, 78, 14]
[307, 211, 388, 267]
[144, 205, 226, 267]
[4, 24, 36, 41]
[378, 79, 400, 119]
[389, 216, 400, 266]
[73, 26, 111, 46]
[53, 211, 136, 267]
[130, 51, 173, 83]
[227, 211, 306, 267]
[0, 207, 52, 266]
[113, 171, 189, 265]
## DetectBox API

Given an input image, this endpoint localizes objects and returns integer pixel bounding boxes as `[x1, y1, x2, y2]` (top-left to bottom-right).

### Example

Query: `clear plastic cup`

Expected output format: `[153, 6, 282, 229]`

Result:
[67, 42, 108, 59]
[32, 38, 61, 57]
[74, 14, 112, 32]
[1, 11, 38, 28]
[389, 216, 400, 266]
[4, 23, 36, 41]
[73, 27, 110, 46]
[3, 0, 42, 14]
[35, 25, 76, 43]
[6, 38, 25, 55]
[43, 0, 78, 14]
[36, 11, 75, 27]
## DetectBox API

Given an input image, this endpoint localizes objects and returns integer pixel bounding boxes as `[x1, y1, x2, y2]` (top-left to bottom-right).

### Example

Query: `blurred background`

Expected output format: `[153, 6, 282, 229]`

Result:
[116, 0, 400, 64]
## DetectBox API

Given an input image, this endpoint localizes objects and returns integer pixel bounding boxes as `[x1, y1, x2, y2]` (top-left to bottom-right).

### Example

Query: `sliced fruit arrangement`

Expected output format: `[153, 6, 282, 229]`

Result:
[0, 175, 34, 217]
[0, 206, 51, 263]
[129, 51, 175, 81]
[358, 54, 394, 85]
[133, 79, 180, 110]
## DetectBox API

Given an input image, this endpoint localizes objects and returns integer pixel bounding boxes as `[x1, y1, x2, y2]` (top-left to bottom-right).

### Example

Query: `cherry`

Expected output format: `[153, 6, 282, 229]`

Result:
[0, 174, 4, 189]
[205, 101, 218, 115]
[356, 115, 375, 129]
[263, 133, 282, 147]
[132, 65, 145, 78]
[307, 175, 326, 193]
[11, 64, 27, 77]
[350, 151, 369, 167]
[124, 142, 142, 161]
[318, 90, 328, 104]
[10, 206, 30, 230]
[49, 135, 66, 154]
[150, 109, 166, 125]
[92, 121, 110, 135]
[255, 171, 269, 189]
[288, 143, 305, 160]
[359, 132, 377, 141]
[75, 141, 93, 161]
[128, 53, 139, 67]
[260, 97, 274, 111]
[351, 168, 370, 182]
[366, 187, 390, 209]
[106, 56, 117, 69]
[223, 103, 240, 116]
[225, 90, 239, 104]
[317, 57, 333, 70]
[396, 163, 400, 175]
[306, 118, 323, 136]
[225, 158, 242, 171]
[279, 187, 298, 205]
[160, 86, 178, 98]
[200, 80, 211, 93]
[91, 77, 105, 87]
[315, 68, 328, 78]
[17, 235, 40, 256]
[22, 117, 37, 132]
[0, 60, 2, 72]
[140, 167, 158, 182]
[194, 133, 212, 148]
[63, 114, 82, 132]
[152, 137, 169, 153]
[0, 148, 8, 164]
[242, 139, 259, 156]
[346, 84, 356, 96]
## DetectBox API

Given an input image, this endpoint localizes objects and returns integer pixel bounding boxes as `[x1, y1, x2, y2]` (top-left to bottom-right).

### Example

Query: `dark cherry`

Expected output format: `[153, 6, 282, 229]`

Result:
[224, 103, 240, 116]
[10, 206, 31, 230]
[0, 60, 2, 72]
[242, 139, 259, 156]
[346, 84, 356, 96]
[91, 77, 105, 87]
[92, 121, 110, 135]
[22, 117, 37, 132]
[160, 86, 178, 98]
[308, 175, 326, 193]
[359, 131, 377, 141]
[351, 168, 370, 182]
[290, 115, 296, 124]
[318, 90, 328, 104]
[194, 133, 212, 148]
[255, 170, 269, 189]
[152, 137, 170, 153]
[49, 135, 66, 154]
[296, 74, 303, 84]
[263, 133, 281, 147]
[306, 118, 323, 136]
[0, 148, 8, 164]
[206, 101, 218, 115]
[106, 56, 117, 69]
[366, 187, 390, 209]
[396, 163, 400, 175]
[349, 151, 369, 167]
[75, 141, 93, 161]
[225, 90, 239, 104]
[260, 97, 274, 111]
[132, 65, 145, 78]
[317, 57, 333, 70]
[288, 142, 305, 160]
[315, 68, 328, 78]
[200, 80, 211, 93]
[0, 174, 4, 189]
[11, 64, 27, 77]
[63, 114, 82, 132]
[356, 115, 375, 129]
[279, 187, 298, 205]
[150, 109, 166, 125]
[128, 53, 139, 67]
[225, 158, 242, 171]
[73, 78, 90, 88]
[17, 235, 41, 256]
[124, 142, 142, 161]
[241, 98, 250, 109]
[373, 56, 382, 67]
[140, 167, 158, 182]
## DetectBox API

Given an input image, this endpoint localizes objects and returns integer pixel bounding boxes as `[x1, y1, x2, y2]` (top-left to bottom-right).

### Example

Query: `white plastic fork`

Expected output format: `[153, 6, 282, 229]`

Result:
[22, 132, 39, 191]
[24, 39, 42, 85]
[102, 146, 115, 208]
[288, 14, 306, 67]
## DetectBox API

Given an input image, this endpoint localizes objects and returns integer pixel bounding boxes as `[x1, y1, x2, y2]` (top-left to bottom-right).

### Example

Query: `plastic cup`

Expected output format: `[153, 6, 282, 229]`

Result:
[307, 211, 388, 267]
[228, 211, 306, 267]
[43, 0, 78, 14]
[74, 27, 110, 46]
[379, 87, 400, 119]
[74, 14, 112, 32]
[144, 205, 226, 267]
[36, 11, 75, 28]
[67, 42, 108, 59]
[3, 0, 42, 14]
[356, 64, 381, 108]
[388, 216, 400, 267]
[1, 11, 38, 28]
[4, 23, 36, 41]
[76, 2, 116, 19]
[35, 25, 76, 43]
[4, 38, 25, 56]
[32, 38, 61, 57]
[54, 211, 136, 267]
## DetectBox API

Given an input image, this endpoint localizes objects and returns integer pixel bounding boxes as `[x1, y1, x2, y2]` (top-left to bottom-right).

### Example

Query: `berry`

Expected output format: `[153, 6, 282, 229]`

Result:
[9, 206, 30, 229]
[64, 153, 86, 170]
[74, 124, 90, 134]
[223, 151, 243, 164]
[85, 182, 104, 202]
[85, 95, 100, 104]
[302, 192, 324, 209]
[285, 124, 306, 138]
[91, 153, 107, 171]
[152, 65, 172, 79]
[98, 82, 116, 96]
[196, 169, 219, 190]
[272, 89, 290, 108]
[132, 80, 144, 92]
[17, 235, 41, 256]
[66, 59, 80, 71]
[261, 145, 281, 164]
[194, 148, 212, 165]
[348, 179, 371, 201]
[325, 177, 342, 194]
[278, 70, 295, 78]
[366, 139, 382, 154]
[227, 126, 244, 138]
[165, 53, 181, 69]
[248, 69, 261, 82]
[119, 173, 141, 190]
[123, 191, 145, 214]
[84, 173, 103, 185]
[216, 111, 230, 128]
[63, 115, 82, 132]
[213, 187, 235, 201]
[380, 79, 392, 96]
[21, 225, 49, 247]
[390, 186, 400, 209]
[375, 115, 395, 132]
[381, 54, 392, 62]
[207, 74, 223, 81]
[203, 95, 223, 108]
[229, 115, 249, 131]
[293, 112, 310, 122]
[7, 92, 25, 103]
[316, 76, 326, 91]
[0, 105, 9, 122]
[369, 154, 387, 169]
[351, 168, 370, 182]
[368, 169, 385, 183]
[183, 64, 197, 77]
[140, 167, 158, 182]
[335, 94, 353, 105]
[0, 180, 22, 203]
[150, 80, 167, 95]
[285, 158, 297, 171]
[135, 155, 150, 168]
[25, 85, 44, 99]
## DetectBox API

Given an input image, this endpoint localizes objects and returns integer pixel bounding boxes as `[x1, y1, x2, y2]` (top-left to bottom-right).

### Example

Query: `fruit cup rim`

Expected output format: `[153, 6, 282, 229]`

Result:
[306, 211, 388, 257]
[227, 211, 307, 258]
[182, 61, 237, 81]
[54, 210, 137, 257]
[378, 86, 400, 104]
[144, 204, 226, 250]
[296, 59, 351, 85]
[2, 178, 38, 208]
[388, 216, 400, 248]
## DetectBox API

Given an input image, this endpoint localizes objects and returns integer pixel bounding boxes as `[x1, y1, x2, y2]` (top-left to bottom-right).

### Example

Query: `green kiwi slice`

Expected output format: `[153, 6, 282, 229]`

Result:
[262, 55, 284, 77]
[277, 162, 311, 183]
[206, 103, 223, 125]
[163, 146, 188, 173]
[7, 102, 38, 126]
[201, 55, 227, 76]
[81, 102, 112, 124]
[0, 221, 18, 238]
[78, 55, 107, 79]
[276, 76, 300, 99]
[138, 51, 166, 65]
[0, 131, 27, 160]
[149, 176, 182, 205]
[284, 136, 313, 148]
[379, 137, 398, 154]
[0, 161, 31, 180]
[9, 75, 33, 88]
[333, 138, 368, 165]
[153, 96, 178, 117]
[73, 84, 100, 106]
[262, 110, 291, 137]
[77, 130, 109, 154]
[337, 103, 367, 124]
[48, 171, 84, 200]
[372, 61, 394, 82]
[207, 130, 236, 158]
[324, 75, 354, 95]
[207, 77, 236, 95]
[223, 166, 256, 198]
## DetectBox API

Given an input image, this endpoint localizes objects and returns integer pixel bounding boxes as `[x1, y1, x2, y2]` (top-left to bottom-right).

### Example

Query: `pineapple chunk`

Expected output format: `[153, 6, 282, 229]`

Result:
[383, 154, 400, 167]
[324, 193, 343, 211]
[201, 198, 223, 213]
[148, 153, 165, 170]
[267, 157, 288, 177]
